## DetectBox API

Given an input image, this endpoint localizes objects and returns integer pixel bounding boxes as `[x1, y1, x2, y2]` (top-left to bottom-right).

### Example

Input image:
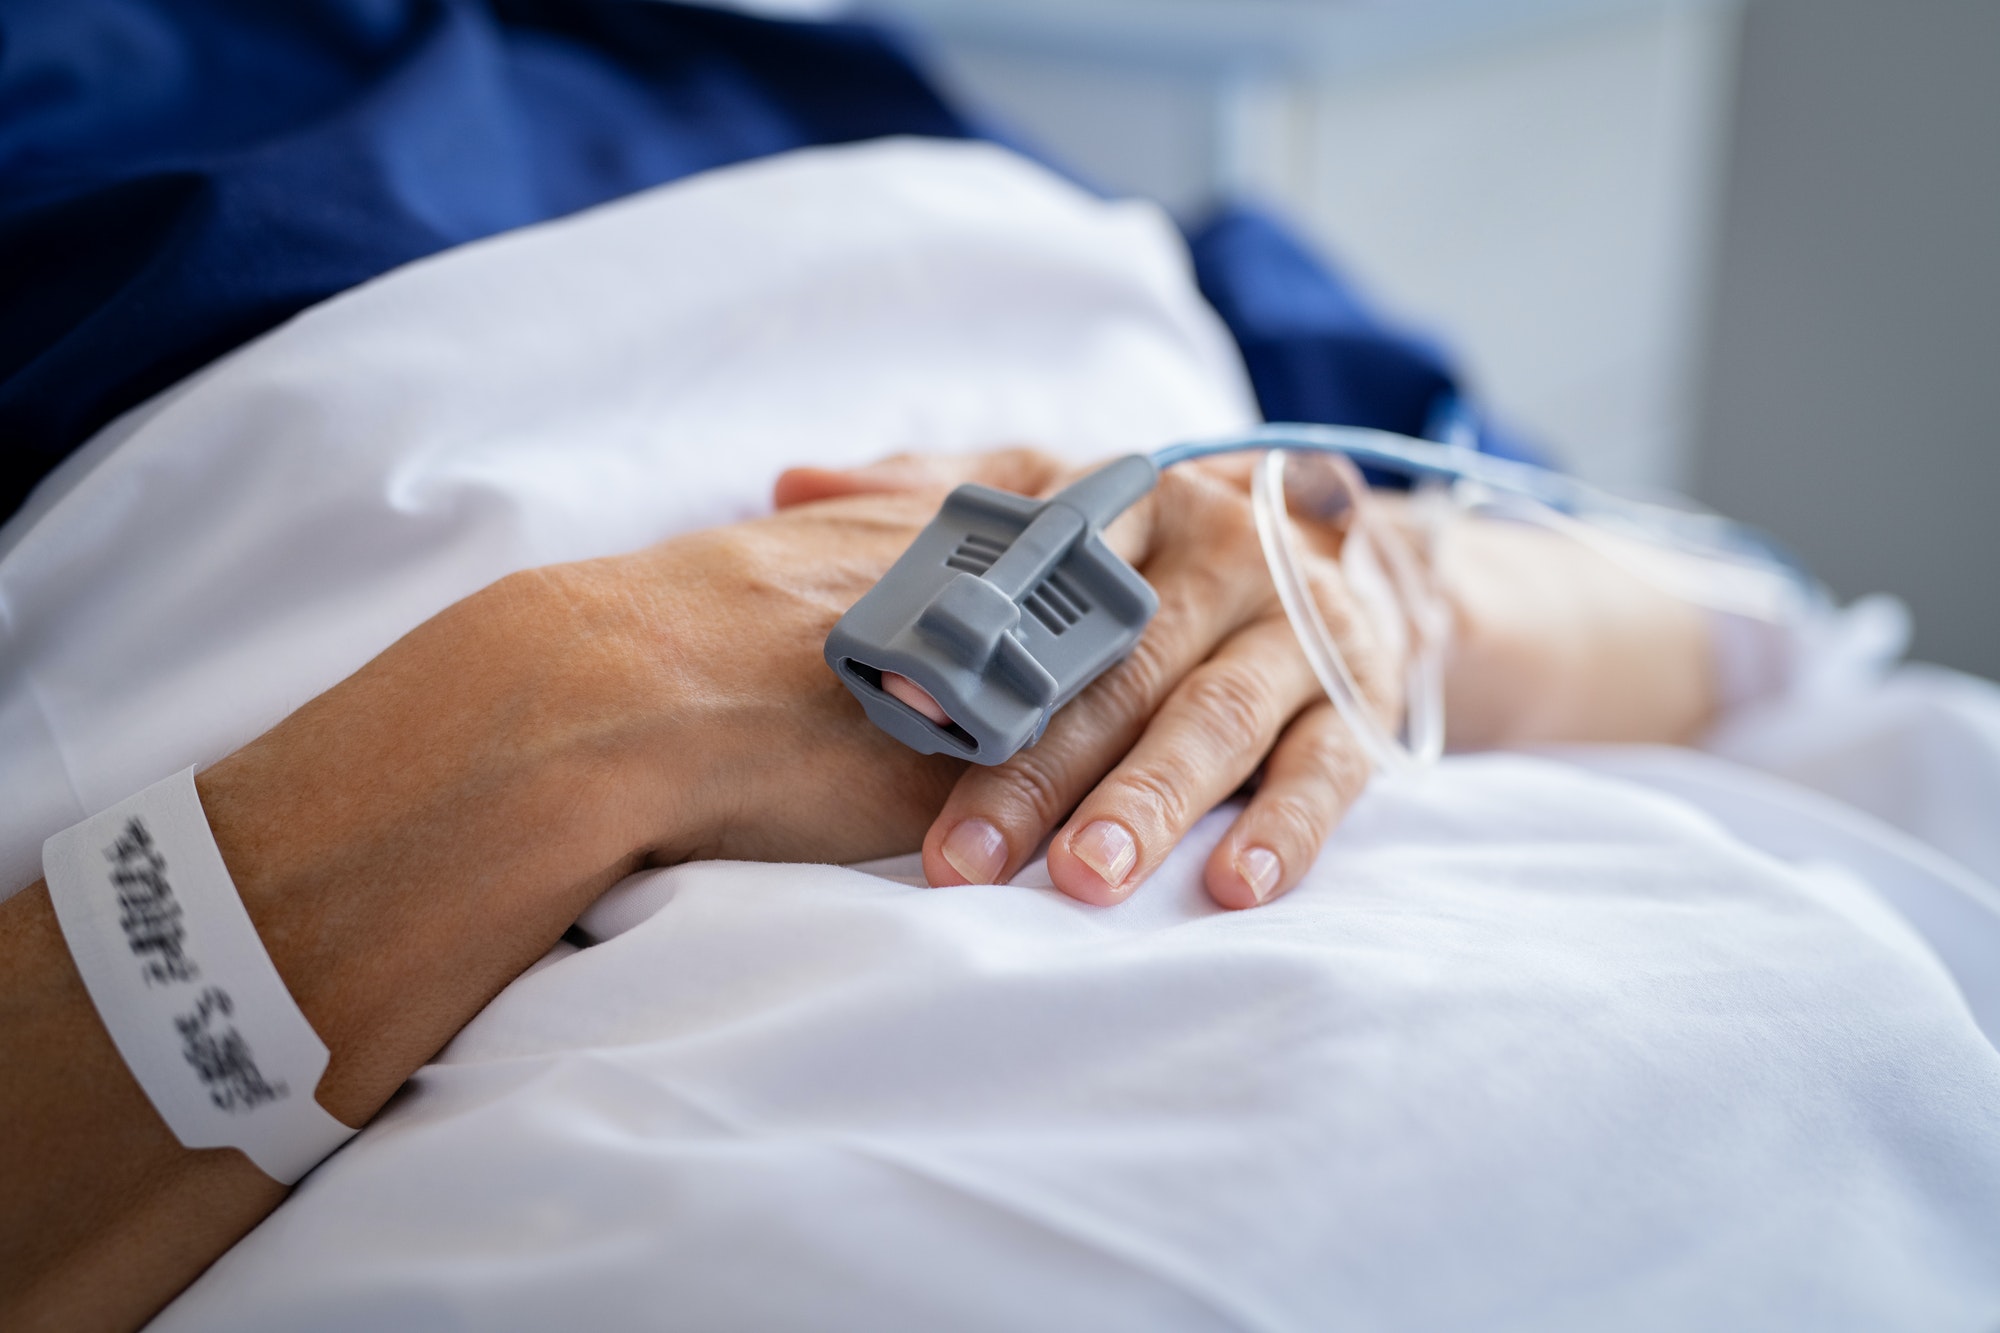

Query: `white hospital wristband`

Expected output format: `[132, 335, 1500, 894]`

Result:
[43, 766, 356, 1184]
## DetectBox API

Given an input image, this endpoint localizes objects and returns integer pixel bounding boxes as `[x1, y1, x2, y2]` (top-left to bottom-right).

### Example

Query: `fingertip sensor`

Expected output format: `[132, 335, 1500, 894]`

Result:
[881, 671, 952, 726]
[824, 455, 1160, 764]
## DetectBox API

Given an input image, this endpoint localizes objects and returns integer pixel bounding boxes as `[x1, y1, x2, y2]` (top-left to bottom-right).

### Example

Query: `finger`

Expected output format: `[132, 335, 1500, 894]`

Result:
[919, 471, 1274, 891]
[881, 671, 951, 725]
[1043, 618, 1320, 905]
[773, 447, 1071, 509]
[1202, 702, 1370, 910]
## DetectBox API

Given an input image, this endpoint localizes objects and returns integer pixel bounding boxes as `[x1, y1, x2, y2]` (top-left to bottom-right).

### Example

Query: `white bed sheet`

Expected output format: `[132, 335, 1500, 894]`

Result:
[2, 139, 1996, 1330]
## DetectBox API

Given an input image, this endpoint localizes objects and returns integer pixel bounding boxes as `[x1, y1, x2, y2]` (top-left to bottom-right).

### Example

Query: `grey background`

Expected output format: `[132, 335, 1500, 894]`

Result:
[1691, 0, 2000, 678]
[880, 0, 2000, 678]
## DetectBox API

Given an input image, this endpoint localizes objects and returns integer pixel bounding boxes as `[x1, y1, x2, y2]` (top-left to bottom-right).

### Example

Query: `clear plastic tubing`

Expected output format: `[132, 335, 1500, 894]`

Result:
[1247, 448, 1443, 777]
[1152, 423, 1823, 774]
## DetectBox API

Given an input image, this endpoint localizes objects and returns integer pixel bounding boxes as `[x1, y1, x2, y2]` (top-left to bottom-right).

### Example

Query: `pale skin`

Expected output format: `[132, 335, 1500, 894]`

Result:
[0, 446, 1714, 1331]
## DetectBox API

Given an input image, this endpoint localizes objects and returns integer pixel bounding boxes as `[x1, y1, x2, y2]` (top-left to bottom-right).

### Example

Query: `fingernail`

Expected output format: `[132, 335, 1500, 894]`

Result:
[940, 818, 1007, 885]
[1235, 846, 1282, 904]
[1070, 820, 1137, 890]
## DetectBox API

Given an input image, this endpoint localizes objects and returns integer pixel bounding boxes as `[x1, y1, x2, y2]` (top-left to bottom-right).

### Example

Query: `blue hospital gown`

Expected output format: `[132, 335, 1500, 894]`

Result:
[0, 0, 1531, 522]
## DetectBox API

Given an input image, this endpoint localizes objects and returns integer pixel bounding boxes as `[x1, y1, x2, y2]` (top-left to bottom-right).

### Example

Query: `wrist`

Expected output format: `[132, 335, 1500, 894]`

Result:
[191, 563, 690, 1123]
[1440, 518, 1716, 748]
[595, 523, 965, 867]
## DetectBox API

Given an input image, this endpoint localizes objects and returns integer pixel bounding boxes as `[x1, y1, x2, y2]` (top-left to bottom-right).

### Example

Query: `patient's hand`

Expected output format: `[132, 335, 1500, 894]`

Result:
[771, 452, 1399, 910]
[754, 451, 1719, 907]
[1433, 516, 1716, 749]
[400, 447, 1396, 913]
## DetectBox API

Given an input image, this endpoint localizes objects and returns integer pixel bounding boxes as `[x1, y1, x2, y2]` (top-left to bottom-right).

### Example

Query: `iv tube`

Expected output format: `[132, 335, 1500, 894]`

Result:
[1248, 449, 1447, 777]
[1162, 423, 1821, 775]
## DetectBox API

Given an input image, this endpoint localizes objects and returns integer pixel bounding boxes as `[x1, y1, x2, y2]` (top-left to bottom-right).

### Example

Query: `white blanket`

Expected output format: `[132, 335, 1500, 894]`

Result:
[3, 140, 1996, 1331]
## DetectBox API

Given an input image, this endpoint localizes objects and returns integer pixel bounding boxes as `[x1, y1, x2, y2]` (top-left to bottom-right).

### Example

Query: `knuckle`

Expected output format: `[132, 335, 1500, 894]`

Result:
[1113, 759, 1194, 837]
[1161, 465, 1241, 527]
[1358, 665, 1405, 726]
[1172, 553, 1240, 613]
[987, 446, 1064, 496]
[1151, 474, 1265, 593]
[1257, 789, 1335, 850]
[1303, 562, 1364, 638]
[1174, 664, 1278, 753]
[1011, 445, 1064, 475]
[1091, 632, 1171, 723]
[1297, 720, 1373, 799]
[980, 748, 1076, 830]
[1303, 566, 1406, 723]
[1342, 636, 1405, 726]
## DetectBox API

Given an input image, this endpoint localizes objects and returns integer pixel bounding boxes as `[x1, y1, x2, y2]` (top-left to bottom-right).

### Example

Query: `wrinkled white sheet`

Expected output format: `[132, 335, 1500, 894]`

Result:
[2, 140, 1996, 1331]
[0, 137, 1254, 897]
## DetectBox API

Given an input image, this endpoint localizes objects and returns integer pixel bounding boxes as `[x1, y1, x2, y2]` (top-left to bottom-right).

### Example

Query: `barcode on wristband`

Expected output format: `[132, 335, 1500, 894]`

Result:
[102, 816, 291, 1114]
[45, 768, 355, 1182]
[109, 817, 197, 984]
[178, 984, 288, 1111]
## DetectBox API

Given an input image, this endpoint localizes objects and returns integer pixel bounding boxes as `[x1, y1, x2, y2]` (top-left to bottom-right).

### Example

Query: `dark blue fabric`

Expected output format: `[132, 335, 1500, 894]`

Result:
[0, 0, 1524, 522]
[0, 0, 970, 519]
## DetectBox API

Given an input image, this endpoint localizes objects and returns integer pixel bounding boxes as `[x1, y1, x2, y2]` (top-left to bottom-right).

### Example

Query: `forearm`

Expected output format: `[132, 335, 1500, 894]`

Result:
[1439, 517, 1717, 749]
[0, 567, 683, 1330]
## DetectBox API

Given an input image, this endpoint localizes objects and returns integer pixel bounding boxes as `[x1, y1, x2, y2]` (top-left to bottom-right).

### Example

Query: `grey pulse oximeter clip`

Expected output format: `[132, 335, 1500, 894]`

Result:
[824, 454, 1160, 763]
